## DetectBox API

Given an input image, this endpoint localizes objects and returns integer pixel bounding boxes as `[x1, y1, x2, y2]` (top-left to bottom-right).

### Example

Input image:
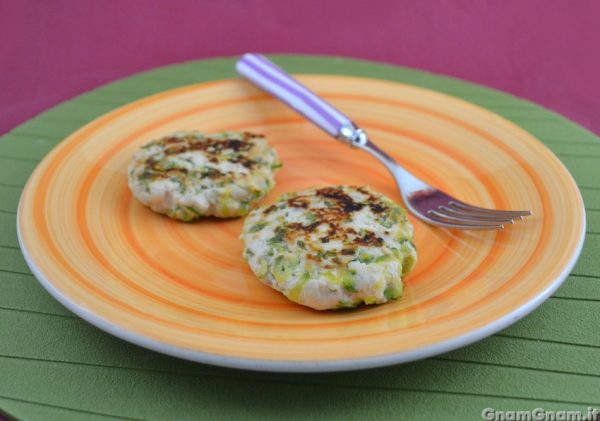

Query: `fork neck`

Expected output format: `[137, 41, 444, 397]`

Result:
[336, 123, 430, 200]
[359, 138, 430, 198]
[337, 123, 399, 173]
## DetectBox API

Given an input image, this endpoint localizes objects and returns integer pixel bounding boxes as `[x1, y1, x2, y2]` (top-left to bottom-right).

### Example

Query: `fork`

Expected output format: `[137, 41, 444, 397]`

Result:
[236, 53, 532, 229]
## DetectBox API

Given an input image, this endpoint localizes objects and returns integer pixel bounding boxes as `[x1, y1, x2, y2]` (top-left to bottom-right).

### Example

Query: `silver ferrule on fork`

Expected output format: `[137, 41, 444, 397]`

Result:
[336, 123, 398, 172]
[336, 123, 369, 148]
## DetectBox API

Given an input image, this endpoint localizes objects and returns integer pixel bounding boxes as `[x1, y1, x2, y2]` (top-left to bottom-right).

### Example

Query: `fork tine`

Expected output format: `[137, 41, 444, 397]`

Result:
[427, 210, 504, 229]
[438, 206, 515, 223]
[449, 201, 532, 218]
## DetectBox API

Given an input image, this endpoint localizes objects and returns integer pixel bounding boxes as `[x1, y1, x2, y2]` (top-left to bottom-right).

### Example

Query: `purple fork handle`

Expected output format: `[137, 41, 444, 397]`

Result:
[236, 53, 353, 138]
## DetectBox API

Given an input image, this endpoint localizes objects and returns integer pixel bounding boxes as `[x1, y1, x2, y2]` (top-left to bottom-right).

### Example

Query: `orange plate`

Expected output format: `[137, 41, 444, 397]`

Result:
[17, 76, 585, 372]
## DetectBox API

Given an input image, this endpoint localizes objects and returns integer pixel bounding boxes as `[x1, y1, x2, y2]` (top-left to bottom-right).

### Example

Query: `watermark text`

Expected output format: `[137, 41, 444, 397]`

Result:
[481, 407, 600, 421]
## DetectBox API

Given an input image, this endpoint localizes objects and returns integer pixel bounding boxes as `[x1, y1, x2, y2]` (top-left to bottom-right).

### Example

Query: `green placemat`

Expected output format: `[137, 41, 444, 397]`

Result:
[1, 56, 599, 420]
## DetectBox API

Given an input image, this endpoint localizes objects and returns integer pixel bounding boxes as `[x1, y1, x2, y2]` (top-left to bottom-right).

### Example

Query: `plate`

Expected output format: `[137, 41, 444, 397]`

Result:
[17, 61, 585, 372]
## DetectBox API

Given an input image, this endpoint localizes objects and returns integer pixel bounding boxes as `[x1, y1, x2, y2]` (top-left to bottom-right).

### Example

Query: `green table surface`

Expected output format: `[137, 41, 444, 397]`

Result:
[1, 56, 599, 420]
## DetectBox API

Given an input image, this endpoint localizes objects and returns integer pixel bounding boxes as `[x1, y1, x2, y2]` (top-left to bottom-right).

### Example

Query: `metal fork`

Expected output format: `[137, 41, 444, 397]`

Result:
[236, 54, 532, 229]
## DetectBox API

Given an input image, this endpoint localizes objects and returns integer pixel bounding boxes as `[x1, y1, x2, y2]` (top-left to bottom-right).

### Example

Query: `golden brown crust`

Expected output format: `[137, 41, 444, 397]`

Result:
[281, 186, 390, 250]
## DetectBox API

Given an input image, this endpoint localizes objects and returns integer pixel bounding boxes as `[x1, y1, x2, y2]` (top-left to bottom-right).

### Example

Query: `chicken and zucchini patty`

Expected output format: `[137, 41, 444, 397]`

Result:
[128, 131, 281, 220]
[241, 185, 417, 310]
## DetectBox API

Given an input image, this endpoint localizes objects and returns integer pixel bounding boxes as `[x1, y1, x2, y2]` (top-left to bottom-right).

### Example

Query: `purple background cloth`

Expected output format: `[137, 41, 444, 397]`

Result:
[1, 0, 599, 137]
